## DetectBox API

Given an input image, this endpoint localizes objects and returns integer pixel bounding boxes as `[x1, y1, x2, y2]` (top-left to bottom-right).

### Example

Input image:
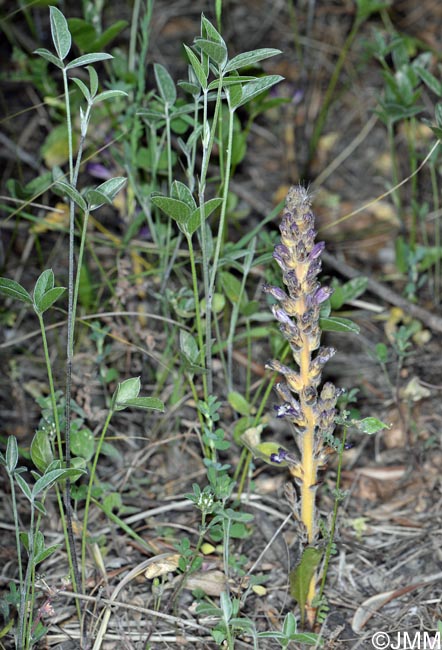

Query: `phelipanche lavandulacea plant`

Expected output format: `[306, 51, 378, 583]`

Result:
[263, 186, 340, 626]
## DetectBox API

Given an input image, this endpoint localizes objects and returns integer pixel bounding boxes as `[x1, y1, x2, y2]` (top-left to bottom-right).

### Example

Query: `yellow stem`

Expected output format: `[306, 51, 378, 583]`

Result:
[298, 323, 319, 619]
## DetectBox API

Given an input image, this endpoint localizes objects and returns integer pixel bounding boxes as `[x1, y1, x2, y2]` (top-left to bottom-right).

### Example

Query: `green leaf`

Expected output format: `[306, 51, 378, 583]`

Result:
[171, 180, 197, 210]
[282, 612, 297, 637]
[65, 52, 113, 70]
[6, 436, 18, 473]
[34, 530, 45, 558]
[224, 48, 281, 73]
[330, 277, 368, 310]
[178, 80, 200, 96]
[55, 180, 87, 211]
[33, 269, 54, 308]
[356, 0, 390, 20]
[201, 14, 223, 42]
[320, 316, 360, 334]
[49, 7, 71, 60]
[152, 195, 191, 223]
[67, 18, 95, 50]
[180, 330, 200, 364]
[72, 76, 92, 102]
[34, 48, 64, 69]
[114, 377, 141, 407]
[87, 189, 111, 211]
[416, 66, 442, 97]
[32, 468, 84, 498]
[230, 75, 284, 109]
[96, 176, 127, 200]
[31, 430, 54, 473]
[35, 285, 65, 314]
[187, 198, 223, 236]
[183, 44, 208, 90]
[289, 547, 322, 626]
[94, 90, 128, 103]
[88, 65, 99, 96]
[375, 342, 388, 363]
[194, 38, 227, 66]
[228, 391, 251, 416]
[15, 473, 32, 502]
[0, 278, 32, 304]
[93, 20, 128, 51]
[225, 81, 242, 110]
[35, 542, 61, 565]
[352, 417, 389, 434]
[220, 271, 242, 304]
[154, 63, 177, 105]
[70, 424, 95, 461]
[119, 397, 164, 411]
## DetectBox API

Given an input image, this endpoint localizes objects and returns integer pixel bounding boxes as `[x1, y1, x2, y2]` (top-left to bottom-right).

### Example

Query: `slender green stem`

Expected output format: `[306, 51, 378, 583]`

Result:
[307, 16, 363, 167]
[198, 75, 224, 396]
[9, 475, 22, 580]
[225, 240, 254, 393]
[128, 0, 141, 73]
[37, 304, 81, 620]
[403, 118, 418, 250]
[18, 500, 35, 650]
[185, 232, 208, 402]
[61, 63, 81, 599]
[204, 103, 234, 394]
[37, 313, 63, 460]
[429, 161, 440, 303]
[72, 208, 90, 331]
[159, 104, 174, 294]
[81, 408, 114, 588]
[318, 427, 347, 603]
[388, 120, 402, 220]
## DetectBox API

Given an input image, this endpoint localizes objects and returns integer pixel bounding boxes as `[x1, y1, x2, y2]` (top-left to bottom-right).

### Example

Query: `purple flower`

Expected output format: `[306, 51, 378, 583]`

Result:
[274, 401, 301, 419]
[272, 306, 292, 325]
[263, 284, 287, 301]
[309, 241, 325, 261]
[314, 286, 333, 304]
[273, 244, 290, 267]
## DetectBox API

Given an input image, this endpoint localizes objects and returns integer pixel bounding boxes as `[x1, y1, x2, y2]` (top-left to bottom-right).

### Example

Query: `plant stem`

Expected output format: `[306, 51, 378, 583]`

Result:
[61, 63, 82, 600]
[81, 408, 114, 589]
[306, 14, 363, 170]
[318, 427, 347, 603]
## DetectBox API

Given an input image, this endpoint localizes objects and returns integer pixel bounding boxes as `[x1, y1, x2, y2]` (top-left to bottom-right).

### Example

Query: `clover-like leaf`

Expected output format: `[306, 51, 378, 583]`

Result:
[55, 180, 87, 211]
[49, 6, 71, 61]
[34, 48, 64, 69]
[33, 269, 54, 308]
[65, 53, 113, 70]
[224, 48, 281, 73]
[31, 430, 54, 473]
[183, 45, 208, 90]
[0, 278, 32, 305]
[154, 63, 177, 106]
[120, 397, 164, 411]
[32, 467, 85, 498]
[6, 436, 19, 473]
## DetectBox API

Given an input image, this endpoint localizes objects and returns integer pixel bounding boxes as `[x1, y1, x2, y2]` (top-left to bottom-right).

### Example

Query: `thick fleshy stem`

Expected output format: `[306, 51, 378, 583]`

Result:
[265, 186, 340, 625]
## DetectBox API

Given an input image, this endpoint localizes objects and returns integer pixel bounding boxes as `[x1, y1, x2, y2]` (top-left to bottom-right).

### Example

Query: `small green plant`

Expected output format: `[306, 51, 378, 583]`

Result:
[369, 29, 442, 302]
[0, 7, 164, 649]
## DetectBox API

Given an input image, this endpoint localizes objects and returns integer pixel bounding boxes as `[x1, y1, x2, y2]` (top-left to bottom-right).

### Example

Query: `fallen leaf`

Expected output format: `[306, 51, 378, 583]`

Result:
[185, 570, 227, 596]
[144, 553, 180, 579]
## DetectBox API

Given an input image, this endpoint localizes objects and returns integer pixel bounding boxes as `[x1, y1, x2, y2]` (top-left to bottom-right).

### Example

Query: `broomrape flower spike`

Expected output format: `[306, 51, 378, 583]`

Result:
[265, 186, 340, 625]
